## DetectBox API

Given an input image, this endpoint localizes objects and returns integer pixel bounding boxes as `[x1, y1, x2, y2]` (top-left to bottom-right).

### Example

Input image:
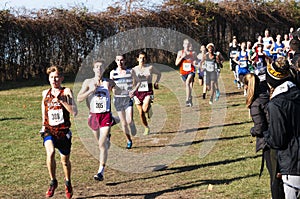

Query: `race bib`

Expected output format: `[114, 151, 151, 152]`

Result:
[91, 97, 107, 113]
[183, 63, 192, 72]
[257, 62, 263, 69]
[258, 74, 266, 82]
[240, 61, 247, 68]
[138, 81, 149, 92]
[206, 61, 215, 72]
[48, 109, 64, 126]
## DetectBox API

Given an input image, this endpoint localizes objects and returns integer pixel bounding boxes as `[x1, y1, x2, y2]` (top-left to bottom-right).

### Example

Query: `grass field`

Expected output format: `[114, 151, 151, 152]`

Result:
[0, 62, 271, 199]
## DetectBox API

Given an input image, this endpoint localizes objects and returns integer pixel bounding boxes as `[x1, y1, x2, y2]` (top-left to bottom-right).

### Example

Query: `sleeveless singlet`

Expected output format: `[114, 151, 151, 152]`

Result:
[204, 53, 217, 72]
[88, 80, 111, 113]
[134, 64, 153, 92]
[255, 54, 267, 82]
[44, 88, 71, 131]
[238, 51, 249, 68]
[273, 42, 285, 59]
[180, 50, 195, 75]
[111, 68, 133, 97]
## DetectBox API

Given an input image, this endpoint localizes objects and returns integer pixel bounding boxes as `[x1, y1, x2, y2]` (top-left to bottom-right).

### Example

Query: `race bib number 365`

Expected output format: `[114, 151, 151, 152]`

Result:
[91, 97, 107, 113]
[48, 109, 64, 126]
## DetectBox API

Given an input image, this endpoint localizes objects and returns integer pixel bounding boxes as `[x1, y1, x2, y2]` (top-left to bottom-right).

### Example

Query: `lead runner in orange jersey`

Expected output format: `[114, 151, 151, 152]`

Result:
[175, 39, 197, 107]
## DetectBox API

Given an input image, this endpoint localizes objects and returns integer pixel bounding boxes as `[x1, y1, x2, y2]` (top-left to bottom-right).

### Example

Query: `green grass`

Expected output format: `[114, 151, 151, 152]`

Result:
[0, 62, 271, 198]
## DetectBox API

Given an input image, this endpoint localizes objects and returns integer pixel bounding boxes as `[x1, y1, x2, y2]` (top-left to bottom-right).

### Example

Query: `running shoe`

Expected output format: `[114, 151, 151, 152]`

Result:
[237, 82, 241, 89]
[46, 179, 58, 198]
[215, 89, 220, 101]
[126, 141, 132, 149]
[189, 97, 193, 107]
[185, 101, 190, 107]
[144, 127, 150, 135]
[209, 97, 213, 105]
[185, 100, 192, 107]
[234, 79, 237, 84]
[94, 173, 104, 181]
[65, 181, 73, 199]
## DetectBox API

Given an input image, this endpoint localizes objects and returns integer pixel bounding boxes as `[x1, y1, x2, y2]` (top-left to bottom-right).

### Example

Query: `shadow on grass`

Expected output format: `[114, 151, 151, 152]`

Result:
[0, 117, 25, 121]
[134, 134, 249, 149]
[79, 155, 260, 198]
[225, 91, 244, 96]
[133, 121, 252, 149]
[0, 74, 76, 91]
[105, 154, 260, 186]
[159, 120, 252, 135]
[77, 173, 258, 198]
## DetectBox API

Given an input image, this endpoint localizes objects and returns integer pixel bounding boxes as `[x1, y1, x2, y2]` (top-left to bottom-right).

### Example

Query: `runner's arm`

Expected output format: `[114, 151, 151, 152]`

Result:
[60, 88, 78, 116]
[77, 79, 95, 102]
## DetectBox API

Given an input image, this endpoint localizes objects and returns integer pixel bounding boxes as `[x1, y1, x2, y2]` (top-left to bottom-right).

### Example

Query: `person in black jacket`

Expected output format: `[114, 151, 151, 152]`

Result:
[264, 56, 300, 199]
[244, 73, 284, 199]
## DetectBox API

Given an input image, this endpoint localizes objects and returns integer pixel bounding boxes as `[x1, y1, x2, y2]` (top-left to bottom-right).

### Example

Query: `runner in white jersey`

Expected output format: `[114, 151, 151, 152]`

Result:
[262, 29, 274, 57]
[77, 60, 116, 182]
[110, 55, 140, 149]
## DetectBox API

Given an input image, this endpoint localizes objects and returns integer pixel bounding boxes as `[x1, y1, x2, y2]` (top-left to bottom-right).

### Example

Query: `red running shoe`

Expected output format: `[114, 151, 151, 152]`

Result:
[46, 179, 58, 197]
[65, 181, 73, 199]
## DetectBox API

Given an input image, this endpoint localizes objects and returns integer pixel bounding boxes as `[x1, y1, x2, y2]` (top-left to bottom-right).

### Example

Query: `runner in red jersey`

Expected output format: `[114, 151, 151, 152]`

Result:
[41, 66, 77, 199]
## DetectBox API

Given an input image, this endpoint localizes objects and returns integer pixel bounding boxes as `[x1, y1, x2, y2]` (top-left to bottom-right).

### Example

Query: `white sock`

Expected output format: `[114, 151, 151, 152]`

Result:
[98, 166, 105, 175]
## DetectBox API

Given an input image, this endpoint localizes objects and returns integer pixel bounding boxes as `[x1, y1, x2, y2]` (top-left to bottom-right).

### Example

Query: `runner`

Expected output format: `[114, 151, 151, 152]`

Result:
[201, 43, 222, 104]
[228, 36, 241, 85]
[196, 45, 207, 99]
[41, 66, 78, 199]
[110, 54, 140, 149]
[77, 60, 116, 181]
[233, 42, 250, 94]
[132, 51, 161, 135]
[250, 43, 271, 92]
[262, 29, 274, 57]
[175, 38, 197, 107]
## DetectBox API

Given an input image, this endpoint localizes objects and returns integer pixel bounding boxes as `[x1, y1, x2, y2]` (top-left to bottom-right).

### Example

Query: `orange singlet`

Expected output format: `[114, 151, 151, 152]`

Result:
[179, 50, 195, 75]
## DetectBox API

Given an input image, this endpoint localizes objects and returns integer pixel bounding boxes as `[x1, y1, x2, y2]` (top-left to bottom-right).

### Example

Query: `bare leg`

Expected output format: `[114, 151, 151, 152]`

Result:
[92, 127, 110, 178]
[60, 154, 71, 181]
[125, 105, 136, 136]
[185, 75, 193, 102]
[136, 104, 148, 127]
[117, 110, 131, 142]
[44, 140, 56, 180]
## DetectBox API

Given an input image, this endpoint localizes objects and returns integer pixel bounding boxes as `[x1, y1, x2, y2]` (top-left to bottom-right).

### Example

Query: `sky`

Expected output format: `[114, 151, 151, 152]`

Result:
[0, 0, 164, 13]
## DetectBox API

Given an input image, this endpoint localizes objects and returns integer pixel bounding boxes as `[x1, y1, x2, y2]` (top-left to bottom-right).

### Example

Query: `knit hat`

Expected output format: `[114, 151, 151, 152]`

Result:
[266, 57, 291, 88]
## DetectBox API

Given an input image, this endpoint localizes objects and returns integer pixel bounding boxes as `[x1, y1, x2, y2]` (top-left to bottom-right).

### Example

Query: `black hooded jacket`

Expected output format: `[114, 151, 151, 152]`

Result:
[264, 84, 300, 175]
[249, 91, 269, 152]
